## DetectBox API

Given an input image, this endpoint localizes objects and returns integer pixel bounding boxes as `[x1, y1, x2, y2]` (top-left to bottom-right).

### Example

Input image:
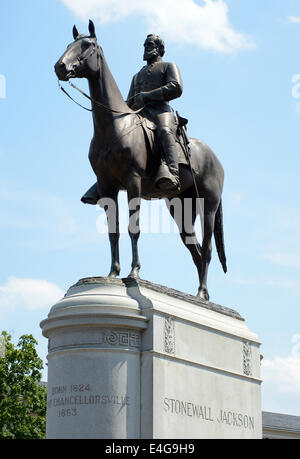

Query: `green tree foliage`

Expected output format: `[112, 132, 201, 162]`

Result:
[0, 331, 47, 439]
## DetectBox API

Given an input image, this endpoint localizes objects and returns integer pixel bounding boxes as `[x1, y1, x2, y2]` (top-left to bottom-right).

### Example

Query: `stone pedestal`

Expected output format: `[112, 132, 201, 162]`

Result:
[40, 277, 262, 439]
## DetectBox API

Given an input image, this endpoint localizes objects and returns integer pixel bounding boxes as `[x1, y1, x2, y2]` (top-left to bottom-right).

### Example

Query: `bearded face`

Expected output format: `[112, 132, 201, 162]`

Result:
[143, 38, 160, 61]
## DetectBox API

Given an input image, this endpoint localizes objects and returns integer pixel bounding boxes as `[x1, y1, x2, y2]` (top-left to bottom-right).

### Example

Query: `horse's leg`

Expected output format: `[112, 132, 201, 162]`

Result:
[165, 192, 202, 288]
[197, 200, 219, 301]
[99, 186, 120, 278]
[127, 173, 142, 279]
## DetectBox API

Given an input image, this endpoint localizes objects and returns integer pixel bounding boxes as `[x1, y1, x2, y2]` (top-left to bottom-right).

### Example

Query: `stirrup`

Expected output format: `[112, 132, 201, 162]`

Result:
[155, 162, 179, 190]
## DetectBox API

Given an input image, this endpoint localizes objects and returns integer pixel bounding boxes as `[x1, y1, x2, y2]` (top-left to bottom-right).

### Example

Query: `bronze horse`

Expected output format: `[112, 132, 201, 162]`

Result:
[54, 21, 227, 301]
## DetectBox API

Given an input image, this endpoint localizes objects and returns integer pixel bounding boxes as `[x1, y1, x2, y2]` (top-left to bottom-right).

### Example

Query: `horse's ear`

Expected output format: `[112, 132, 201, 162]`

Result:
[73, 25, 79, 40]
[89, 20, 96, 38]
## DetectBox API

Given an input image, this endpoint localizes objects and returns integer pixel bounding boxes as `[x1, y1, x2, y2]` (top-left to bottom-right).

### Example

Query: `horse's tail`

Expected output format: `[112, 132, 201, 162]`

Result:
[214, 200, 227, 273]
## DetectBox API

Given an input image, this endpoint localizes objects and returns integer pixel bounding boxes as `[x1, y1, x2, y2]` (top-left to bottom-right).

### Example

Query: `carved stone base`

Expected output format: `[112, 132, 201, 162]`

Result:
[40, 277, 262, 439]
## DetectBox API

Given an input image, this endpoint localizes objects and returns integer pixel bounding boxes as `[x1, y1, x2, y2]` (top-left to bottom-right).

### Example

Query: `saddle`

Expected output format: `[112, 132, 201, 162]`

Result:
[140, 110, 190, 167]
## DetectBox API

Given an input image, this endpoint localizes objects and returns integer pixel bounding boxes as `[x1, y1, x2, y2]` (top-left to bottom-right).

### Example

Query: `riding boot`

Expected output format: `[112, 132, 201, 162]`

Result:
[155, 129, 180, 191]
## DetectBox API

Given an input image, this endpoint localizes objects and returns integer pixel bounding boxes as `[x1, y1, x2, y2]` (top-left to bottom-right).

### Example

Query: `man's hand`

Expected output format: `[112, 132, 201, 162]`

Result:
[135, 92, 149, 107]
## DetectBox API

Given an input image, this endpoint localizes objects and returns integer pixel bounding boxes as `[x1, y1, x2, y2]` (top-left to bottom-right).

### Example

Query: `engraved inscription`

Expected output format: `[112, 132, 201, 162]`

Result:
[163, 397, 255, 430]
[243, 341, 252, 376]
[48, 383, 130, 418]
[217, 409, 254, 429]
[164, 317, 175, 354]
[52, 385, 68, 395]
[163, 398, 213, 421]
[58, 408, 78, 418]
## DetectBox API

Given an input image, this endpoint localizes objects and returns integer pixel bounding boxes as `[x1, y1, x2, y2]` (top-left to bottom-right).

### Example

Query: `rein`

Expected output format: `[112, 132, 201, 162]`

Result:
[58, 80, 148, 151]
[58, 80, 93, 112]
[58, 80, 145, 116]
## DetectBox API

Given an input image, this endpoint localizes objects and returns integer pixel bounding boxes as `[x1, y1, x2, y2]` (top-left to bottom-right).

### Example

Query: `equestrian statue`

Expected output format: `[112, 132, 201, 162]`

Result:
[54, 20, 227, 301]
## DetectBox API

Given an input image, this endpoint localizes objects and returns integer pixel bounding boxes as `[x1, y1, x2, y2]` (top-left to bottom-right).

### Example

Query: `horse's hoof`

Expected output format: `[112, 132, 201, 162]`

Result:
[108, 271, 119, 279]
[128, 269, 140, 280]
[108, 263, 120, 279]
[197, 289, 209, 301]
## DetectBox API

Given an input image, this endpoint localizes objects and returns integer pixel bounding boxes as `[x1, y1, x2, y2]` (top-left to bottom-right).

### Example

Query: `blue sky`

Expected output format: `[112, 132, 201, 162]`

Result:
[1, 0, 300, 416]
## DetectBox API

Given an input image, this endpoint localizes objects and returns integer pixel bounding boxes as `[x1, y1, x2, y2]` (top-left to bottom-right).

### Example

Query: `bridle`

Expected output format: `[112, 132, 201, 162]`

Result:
[57, 40, 145, 116]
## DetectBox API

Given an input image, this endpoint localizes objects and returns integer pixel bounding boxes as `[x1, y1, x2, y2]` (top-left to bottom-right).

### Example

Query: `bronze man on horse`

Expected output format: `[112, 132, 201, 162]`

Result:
[55, 21, 227, 301]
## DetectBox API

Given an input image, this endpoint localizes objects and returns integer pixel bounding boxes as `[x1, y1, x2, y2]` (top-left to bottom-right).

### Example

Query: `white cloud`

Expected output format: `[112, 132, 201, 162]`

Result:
[287, 15, 300, 25]
[0, 277, 64, 314]
[262, 356, 300, 394]
[261, 335, 300, 414]
[61, 0, 255, 53]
